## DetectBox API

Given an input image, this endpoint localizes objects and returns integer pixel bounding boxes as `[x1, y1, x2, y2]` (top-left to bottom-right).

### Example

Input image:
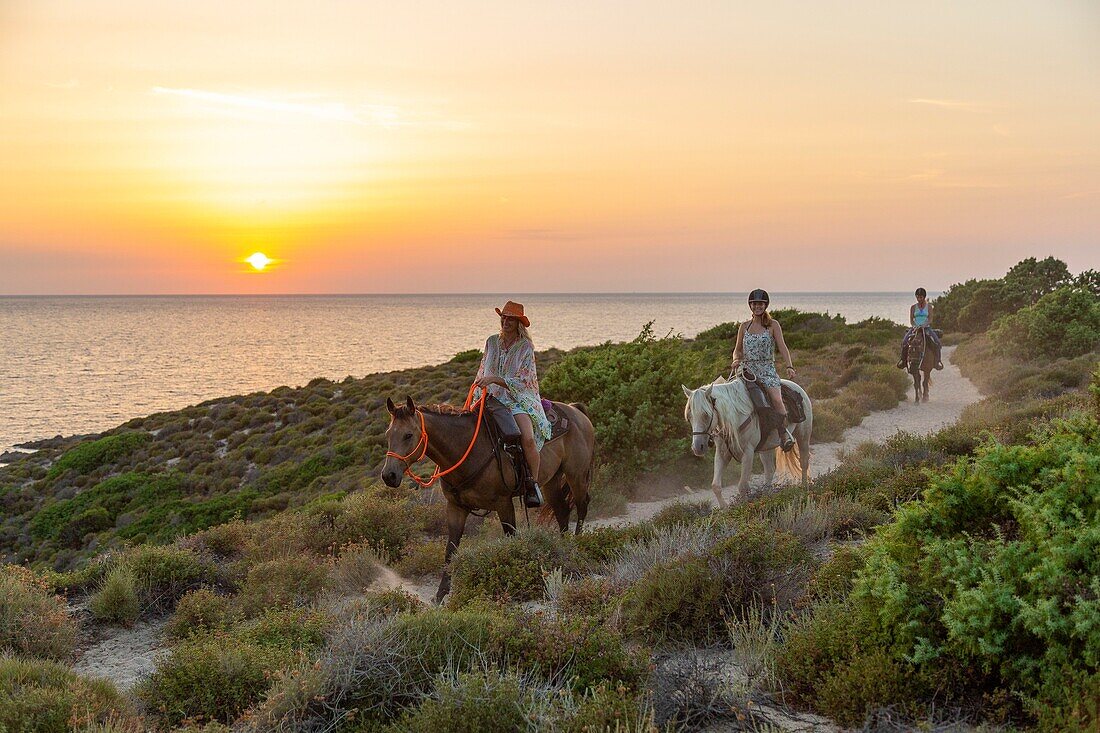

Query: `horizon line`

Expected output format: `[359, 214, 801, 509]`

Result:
[0, 290, 933, 298]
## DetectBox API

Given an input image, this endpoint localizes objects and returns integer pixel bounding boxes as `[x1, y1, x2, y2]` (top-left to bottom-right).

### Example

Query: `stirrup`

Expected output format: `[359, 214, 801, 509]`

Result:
[935, 361, 944, 370]
[524, 480, 543, 508]
[896, 359, 906, 369]
[778, 429, 795, 452]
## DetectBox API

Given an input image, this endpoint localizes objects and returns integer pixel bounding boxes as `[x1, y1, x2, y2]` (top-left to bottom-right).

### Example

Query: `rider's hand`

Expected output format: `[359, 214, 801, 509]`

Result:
[786, 366, 796, 376]
[476, 376, 501, 389]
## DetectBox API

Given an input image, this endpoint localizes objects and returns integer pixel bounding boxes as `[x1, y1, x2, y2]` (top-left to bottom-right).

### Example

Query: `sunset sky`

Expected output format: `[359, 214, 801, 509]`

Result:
[1, 1, 1097, 294]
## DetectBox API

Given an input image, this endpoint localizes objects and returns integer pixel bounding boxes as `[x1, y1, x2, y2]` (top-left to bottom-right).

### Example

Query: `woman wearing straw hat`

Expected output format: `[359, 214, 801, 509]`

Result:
[473, 300, 551, 507]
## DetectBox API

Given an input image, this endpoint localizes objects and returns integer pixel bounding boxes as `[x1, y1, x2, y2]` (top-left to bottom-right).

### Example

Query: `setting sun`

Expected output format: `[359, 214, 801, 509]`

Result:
[246, 252, 272, 271]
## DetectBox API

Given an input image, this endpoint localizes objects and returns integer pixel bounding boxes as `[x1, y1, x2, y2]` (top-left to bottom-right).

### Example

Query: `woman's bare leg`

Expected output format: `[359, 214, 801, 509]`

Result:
[514, 413, 540, 482]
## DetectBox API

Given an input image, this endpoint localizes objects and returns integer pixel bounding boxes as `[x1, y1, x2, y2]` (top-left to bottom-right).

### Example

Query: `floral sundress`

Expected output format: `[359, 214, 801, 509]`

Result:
[742, 327, 782, 389]
[473, 334, 552, 450]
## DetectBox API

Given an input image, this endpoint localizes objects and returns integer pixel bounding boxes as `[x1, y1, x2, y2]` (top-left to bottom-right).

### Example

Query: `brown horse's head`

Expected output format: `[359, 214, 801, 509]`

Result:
[381, 395, 424, 488]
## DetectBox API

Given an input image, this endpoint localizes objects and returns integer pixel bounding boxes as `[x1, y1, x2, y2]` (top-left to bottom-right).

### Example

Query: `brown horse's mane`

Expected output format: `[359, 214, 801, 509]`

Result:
[393, 403, 475, 419]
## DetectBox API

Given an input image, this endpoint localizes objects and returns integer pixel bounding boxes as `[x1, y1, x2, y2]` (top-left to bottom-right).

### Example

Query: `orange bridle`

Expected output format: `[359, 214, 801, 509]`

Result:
[384, 383, 487, 489]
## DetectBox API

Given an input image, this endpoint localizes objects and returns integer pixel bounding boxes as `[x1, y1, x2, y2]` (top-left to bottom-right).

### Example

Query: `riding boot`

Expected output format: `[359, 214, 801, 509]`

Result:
[776, 415, 795, 452]
[896, 342, 908, 369]
[524, 476, 543, 508]
[934, 343, 944, 370]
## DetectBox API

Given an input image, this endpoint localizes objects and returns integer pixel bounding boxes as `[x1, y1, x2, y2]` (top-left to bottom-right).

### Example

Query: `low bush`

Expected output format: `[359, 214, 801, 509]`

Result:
[393, 539, 446, 578]
[989, 286, 1100, 360]
[46, 431, 151, 479]
[620, 556, 723, 643]
[809, 545, 866, 600]
[0, 565, 77, 661]
[387, 668, 527, 733]
[236, 556, 329, 617]
[234, 608, 331, 653]
[89, 566, 141, 626]
[183, 519, 252, 559]
[573, 524, 654, 569]
[0, 655, 137, 732]
[449, 527, 576, 605]
[166, 588, 238, 640]
[648, 501, 713, 530]
[137, 636, 297, 727]
[342, 588, 426, 620]
[331, 542, 385, 594]
[122, 545, 218, 610]
[778, 413, 1100, 729]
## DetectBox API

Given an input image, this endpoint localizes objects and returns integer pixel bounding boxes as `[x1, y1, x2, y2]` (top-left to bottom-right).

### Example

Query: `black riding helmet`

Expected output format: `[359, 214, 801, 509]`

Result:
[915, 287, 927, 298]
[748, 288, 770, 305]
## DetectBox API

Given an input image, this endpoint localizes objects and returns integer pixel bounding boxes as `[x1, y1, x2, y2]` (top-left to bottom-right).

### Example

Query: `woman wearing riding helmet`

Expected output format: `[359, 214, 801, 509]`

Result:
[896, 287, 943, 370]
[730, 289, 796, 451]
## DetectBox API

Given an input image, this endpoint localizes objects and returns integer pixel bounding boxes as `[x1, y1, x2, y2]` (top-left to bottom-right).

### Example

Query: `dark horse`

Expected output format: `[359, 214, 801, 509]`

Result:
[381, 396, 596, 603]
[907, 326, 936, 403]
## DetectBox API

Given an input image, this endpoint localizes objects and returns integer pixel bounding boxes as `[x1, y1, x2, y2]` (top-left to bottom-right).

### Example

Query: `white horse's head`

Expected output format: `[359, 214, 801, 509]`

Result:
[682, 383, 717, 457]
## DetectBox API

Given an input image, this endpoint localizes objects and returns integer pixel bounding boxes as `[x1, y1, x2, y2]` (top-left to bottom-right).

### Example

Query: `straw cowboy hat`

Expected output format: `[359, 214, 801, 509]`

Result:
[495, 300, 530, 327]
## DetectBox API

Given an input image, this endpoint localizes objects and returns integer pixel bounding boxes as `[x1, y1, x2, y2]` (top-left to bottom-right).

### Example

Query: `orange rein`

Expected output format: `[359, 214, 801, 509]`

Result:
[385, 383, 487, 489]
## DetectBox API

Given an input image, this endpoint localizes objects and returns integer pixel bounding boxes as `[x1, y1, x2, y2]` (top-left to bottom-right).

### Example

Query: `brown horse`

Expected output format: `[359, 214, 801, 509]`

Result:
[381, 395, 596, 603]
[907, 326, 935, 402]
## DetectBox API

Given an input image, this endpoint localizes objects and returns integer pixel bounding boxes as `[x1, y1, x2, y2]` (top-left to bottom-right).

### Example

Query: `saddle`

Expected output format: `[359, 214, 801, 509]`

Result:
[741, 376, 805, 451]
[481, 397, 572, 497]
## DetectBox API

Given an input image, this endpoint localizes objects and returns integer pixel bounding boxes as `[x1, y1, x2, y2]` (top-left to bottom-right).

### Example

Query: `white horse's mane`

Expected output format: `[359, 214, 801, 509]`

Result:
[685, 376, 756, 446]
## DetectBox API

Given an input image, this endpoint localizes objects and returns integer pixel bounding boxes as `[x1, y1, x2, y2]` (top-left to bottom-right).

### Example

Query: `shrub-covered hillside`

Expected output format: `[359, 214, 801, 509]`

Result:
[2, 312, 905, 570]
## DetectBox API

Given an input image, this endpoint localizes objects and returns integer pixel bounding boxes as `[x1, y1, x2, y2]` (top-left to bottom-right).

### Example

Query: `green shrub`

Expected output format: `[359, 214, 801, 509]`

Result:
[393, 540, 446, 578]
[492, 613, 646, 693]
[649, 501, 713, 530]
[89, 567, 141, 626]
[234, 608, 331, 653]
[0, 565, 77, 661]
[620, 556, 723, 643]
[388, 668, 526, 733]
[236, 556, 329, 617]
[332, 541, 386, 595]
[137, 636, 297, 726]
[0, 655, 137, 732]
[810, 545, 866, 600]
[541, 322, 707, 480]
[122, 545, 217, 609]
[568, 683, 650, 733]
[344, 588, 426, 620]
[574, 524, 654, 568]
[989, 286, 1100, 360]
[816, 649, 920, 727]
[47, 432, 151, 478]
[450, 527, 575, 605]
[780, 414, 1100, 729]
[166, 589, 238, 640]
[708, 522, 812, 609]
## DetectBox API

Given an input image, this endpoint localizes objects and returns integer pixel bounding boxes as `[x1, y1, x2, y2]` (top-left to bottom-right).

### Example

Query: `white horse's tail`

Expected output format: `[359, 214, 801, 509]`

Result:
[774, 442, 804, 483]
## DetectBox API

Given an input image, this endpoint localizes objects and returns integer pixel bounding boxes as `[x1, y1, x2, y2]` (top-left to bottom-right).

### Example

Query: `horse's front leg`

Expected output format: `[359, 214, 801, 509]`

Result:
[711, 439, 731, 509]
[923, 371, 931, 402]
[912, 372, 921, 402]
[736, 448, 755, 503]
[436, 501, 470, 604]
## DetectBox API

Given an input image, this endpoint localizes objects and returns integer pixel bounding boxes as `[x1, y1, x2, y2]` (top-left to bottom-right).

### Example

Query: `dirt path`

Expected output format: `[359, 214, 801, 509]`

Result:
[593, 345, 981, 527]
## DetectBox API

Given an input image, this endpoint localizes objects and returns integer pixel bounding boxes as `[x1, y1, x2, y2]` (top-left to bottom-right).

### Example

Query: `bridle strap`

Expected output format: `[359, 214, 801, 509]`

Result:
[385, 384, 487, 489]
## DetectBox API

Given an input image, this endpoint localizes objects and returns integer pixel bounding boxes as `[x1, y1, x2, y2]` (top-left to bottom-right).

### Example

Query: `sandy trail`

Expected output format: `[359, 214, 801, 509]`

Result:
[593, 345, 981, 527]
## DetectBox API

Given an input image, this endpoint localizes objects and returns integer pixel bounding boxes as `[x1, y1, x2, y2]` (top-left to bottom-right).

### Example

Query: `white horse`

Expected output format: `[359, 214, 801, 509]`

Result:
[682, 376, 813, 507]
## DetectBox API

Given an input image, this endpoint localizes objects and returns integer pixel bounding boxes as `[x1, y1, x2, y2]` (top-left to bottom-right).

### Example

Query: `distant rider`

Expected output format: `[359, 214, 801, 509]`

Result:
[472, 300, 551, 508]
[730, 289, 796, 451]
[896, 287, 944, 370]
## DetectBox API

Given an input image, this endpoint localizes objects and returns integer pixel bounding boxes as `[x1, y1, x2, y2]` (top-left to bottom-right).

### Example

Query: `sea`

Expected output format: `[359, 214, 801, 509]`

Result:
[0, 293, 922, 456]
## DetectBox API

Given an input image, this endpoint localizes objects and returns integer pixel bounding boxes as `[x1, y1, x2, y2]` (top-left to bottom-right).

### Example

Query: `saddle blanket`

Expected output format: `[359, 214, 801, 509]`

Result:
[541, 399, 571, 443]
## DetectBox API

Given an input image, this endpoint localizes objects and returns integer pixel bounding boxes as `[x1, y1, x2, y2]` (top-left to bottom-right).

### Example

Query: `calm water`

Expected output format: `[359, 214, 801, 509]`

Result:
[0, 293, 919, 453]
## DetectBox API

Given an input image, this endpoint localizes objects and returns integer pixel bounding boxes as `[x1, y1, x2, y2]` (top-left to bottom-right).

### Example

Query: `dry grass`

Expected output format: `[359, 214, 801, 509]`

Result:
[330, 542, 386, 595]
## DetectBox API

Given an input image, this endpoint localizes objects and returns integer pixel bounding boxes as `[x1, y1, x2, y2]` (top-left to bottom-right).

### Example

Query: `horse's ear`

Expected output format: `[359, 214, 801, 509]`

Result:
[703, 385, 713, 397]
[682, 384, 692, 398]
[386, 397, 396, 415]
[405, 395, 415, 413]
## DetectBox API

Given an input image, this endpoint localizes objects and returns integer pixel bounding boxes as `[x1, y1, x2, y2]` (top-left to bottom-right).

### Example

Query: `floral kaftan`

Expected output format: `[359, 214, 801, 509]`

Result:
[473, 334, 552, 450]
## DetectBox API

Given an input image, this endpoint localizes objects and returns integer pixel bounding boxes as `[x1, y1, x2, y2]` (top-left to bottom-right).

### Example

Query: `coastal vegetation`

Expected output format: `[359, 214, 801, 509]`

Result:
[0, 257, 1095, 730]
